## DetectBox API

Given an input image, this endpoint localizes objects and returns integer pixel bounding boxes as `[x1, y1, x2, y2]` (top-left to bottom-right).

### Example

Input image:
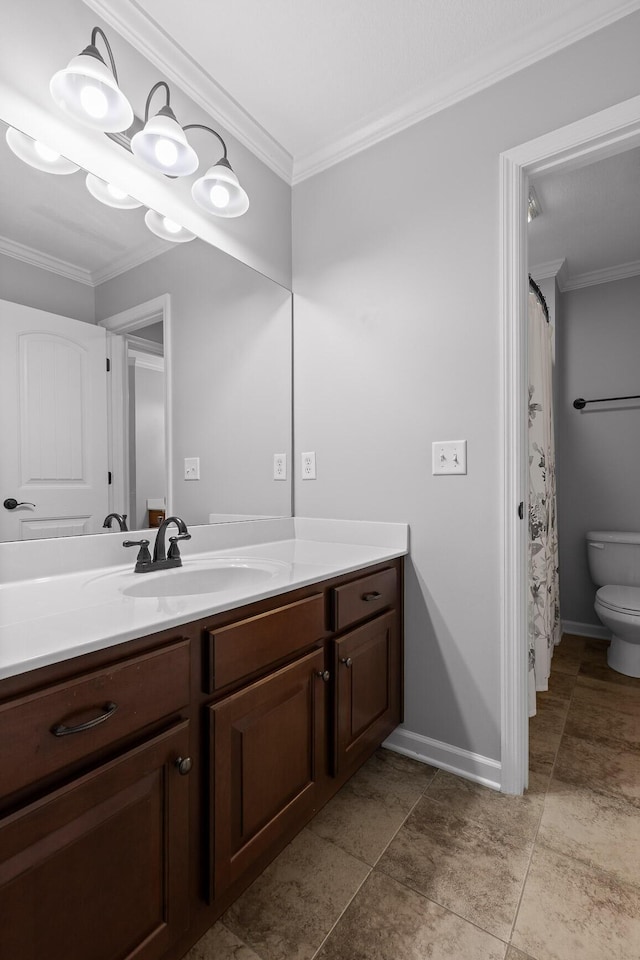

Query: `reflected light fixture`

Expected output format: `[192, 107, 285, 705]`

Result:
[144, 209, 196, 243]
[5, 127, 80, 175]
[131, 82, 198, 177]
[528, 186, 542, 223]
[85, 173, 143, 209]
[50, 27, 133, 132]
[188, 125, 250, 218]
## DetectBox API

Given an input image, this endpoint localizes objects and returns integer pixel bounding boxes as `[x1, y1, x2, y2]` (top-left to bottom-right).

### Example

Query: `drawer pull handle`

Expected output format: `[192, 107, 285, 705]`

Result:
[175, 756, 193, 776]
[362, 591, 382, 602]
[316, 669, 331, 682]
[340, 657, 353, 668]
[51, 701, 118, 737]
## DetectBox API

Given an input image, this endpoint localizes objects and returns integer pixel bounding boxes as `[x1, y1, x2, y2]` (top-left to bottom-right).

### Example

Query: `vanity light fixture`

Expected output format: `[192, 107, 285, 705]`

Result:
[49, 27, 133, 133]
[85, 173, 143, 209]
[131, 82, 199, 177]
[188, 125, 250, 218]
[5, 127, 80, 175]
[144, 209, 196, 243]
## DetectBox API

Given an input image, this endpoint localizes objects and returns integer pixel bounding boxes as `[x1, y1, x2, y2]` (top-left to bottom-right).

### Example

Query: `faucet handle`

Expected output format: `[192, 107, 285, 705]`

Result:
[123, 539, 152, 568]
[167, 533, 191, 560]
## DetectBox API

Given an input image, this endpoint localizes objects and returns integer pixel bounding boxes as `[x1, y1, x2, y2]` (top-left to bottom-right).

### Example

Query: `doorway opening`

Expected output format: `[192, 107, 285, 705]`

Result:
[499, 95, 640, 794]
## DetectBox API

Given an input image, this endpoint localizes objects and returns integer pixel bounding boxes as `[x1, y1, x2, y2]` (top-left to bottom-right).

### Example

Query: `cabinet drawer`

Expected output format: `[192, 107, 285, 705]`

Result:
[331, 567, 397, 632]
[0, 639, 190, 799]
[206, 594, 325, 693]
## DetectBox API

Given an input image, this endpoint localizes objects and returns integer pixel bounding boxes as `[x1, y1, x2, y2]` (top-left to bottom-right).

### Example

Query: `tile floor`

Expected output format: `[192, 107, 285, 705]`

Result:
[184, 635, 640, 960]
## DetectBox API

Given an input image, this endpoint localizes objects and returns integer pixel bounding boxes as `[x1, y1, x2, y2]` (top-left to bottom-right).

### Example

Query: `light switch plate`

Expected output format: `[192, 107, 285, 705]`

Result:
[432, 440, 467, 475]
[184, 457, 200, 480]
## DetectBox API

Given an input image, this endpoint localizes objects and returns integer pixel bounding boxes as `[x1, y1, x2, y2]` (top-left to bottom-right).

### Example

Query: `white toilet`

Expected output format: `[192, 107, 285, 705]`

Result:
[586, 530, 640, 677]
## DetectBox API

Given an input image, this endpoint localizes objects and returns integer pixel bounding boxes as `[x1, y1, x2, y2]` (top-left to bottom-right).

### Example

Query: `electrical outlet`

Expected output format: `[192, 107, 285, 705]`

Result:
[432, 440, 467, 475]
[273, 453, 287, 480]
[301, 451, 316, 480]
[184, 457, 200, 480]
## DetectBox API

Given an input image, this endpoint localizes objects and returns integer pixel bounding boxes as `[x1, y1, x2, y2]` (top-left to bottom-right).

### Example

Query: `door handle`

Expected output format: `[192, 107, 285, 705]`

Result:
[3, 498, 36, 510]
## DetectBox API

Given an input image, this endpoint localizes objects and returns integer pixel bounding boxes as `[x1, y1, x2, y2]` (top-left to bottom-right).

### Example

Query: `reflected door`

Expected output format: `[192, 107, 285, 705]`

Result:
[0, 299, 108, 541]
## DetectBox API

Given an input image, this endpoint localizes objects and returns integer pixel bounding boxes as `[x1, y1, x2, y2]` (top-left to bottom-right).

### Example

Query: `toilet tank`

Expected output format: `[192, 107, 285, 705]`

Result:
[586, 531, 640, 587]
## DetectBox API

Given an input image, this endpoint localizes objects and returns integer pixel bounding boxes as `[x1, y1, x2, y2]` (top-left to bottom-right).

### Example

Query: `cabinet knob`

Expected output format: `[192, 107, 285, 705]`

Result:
[340, 656, 353, 668]
[175, 756, 193, 776]
[316, 669, 330, 682]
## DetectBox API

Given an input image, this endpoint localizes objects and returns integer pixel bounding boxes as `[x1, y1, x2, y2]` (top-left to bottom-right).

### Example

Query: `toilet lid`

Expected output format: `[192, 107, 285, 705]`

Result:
[596, 584, 640, 614]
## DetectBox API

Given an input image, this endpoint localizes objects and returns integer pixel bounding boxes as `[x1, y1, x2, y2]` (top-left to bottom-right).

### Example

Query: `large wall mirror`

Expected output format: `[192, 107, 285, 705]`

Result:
[0, 117, 292, 543]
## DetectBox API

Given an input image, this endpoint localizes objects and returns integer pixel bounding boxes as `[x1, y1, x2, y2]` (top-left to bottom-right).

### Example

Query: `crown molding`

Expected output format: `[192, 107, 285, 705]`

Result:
[81, 0, 293, 183]
[91, 237, 172, 285]
[0, 235, 93, 285]
[563, 258, 640, 290]
[530, 258, 568, 291]
[291, 0, 640, 183]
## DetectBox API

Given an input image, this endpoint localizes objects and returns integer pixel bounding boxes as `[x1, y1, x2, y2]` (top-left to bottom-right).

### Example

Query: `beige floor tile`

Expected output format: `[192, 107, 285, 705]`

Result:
[537, 778, 640, 887]
[573, 675, 640, 718]
[563, 697, 640, 750]
[537, 670, 576, 702]
[377, 796, 531, 940]
[512, 846, 640, 960]
[182, 922, 262, 960]
[222, 828, 369, 960]
[529, 697, 569, 763]
[307, 748, 436, 866]
[425, 770, 543, 842]
[316, 870, 507, 960]
[553, 734, 640, 805]
[580, 638, 610, 663]
[552, 635, 586, 676]
[578, 657, 640, 689]
[505, 948, 535, 960]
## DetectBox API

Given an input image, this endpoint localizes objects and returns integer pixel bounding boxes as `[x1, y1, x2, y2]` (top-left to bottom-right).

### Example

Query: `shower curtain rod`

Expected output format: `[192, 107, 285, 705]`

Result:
[528, 275, 549, 323]
[573, 394, 640, 409]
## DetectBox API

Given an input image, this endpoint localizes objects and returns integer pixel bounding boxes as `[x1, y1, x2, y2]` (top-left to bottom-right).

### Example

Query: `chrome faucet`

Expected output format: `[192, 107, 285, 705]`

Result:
[123, 516, 191, 573]
[103, 512, 128, 531]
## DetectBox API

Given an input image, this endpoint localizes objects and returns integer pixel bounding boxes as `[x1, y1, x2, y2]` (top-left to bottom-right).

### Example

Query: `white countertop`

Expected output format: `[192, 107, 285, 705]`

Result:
[0, 519, 408, 680]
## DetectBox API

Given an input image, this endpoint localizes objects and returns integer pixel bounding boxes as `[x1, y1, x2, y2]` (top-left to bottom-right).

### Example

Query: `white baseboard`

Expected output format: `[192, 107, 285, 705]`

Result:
[383, 727, 502, 792]
[561, 620, 610, 640]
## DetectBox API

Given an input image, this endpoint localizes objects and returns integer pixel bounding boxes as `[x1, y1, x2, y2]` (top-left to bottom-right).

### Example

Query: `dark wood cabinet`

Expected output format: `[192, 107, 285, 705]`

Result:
[0, 557, 403, 960]
[0, 722, 190, 960]
[209, 647, 326, 898]
[333, 611, 399, 775]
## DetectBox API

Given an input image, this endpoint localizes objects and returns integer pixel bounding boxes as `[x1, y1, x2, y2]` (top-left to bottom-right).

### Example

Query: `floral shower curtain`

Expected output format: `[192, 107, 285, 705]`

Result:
[528, 290, 560, 717]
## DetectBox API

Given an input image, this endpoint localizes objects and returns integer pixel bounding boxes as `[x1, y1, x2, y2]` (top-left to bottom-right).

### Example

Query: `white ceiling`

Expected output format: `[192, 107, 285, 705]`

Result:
[529, 145, 640, 287]
[88, 0, 640, 182]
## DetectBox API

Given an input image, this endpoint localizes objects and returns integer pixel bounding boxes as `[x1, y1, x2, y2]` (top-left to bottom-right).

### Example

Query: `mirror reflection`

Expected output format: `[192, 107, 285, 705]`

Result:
[0, 120, 292, 543]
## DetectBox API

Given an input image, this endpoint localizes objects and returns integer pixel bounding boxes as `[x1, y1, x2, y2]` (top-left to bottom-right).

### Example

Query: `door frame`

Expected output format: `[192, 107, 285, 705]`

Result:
[499, 94, 640, 794]
[99, 294, 172, 527]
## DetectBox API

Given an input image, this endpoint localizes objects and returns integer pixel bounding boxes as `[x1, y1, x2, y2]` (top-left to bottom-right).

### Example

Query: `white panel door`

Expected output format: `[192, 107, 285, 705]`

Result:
[0, 299, 109, 541]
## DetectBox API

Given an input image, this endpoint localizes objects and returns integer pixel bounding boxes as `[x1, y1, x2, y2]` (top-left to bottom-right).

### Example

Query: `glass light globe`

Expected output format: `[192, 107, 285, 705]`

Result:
[210, 184, 230, 209]
[79, 84, 109, 119]
[34, 141, 61, 163]
[162, 217, 182, 234]
[154, 138, 178, 168]
[107, 183, 128, 201]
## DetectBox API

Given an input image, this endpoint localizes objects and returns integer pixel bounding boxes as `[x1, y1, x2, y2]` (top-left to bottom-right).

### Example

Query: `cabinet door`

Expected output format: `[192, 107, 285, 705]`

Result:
[334, 612, 399, 775]
[0, 722, 190, 960]
[210, 647, 326, 899]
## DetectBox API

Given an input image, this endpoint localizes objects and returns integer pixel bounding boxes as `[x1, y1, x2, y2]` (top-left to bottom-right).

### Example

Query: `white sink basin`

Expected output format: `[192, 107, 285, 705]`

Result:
[121, 558, 289, 598]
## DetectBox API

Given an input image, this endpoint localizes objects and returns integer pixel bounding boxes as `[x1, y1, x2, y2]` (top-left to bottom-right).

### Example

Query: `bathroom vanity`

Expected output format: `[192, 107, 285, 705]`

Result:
[0, 520, 406, 960]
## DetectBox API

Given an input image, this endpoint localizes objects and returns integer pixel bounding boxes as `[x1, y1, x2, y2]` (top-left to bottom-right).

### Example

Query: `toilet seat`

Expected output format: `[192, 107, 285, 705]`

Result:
[596, 584, 640, 615]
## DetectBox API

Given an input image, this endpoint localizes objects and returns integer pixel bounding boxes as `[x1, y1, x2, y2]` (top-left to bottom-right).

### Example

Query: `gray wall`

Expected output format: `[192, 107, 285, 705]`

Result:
[292, 12, 640, 765]
[95, 241, 292, 525]
[0, 251, 95, 322]
[556, 274, 640, 626]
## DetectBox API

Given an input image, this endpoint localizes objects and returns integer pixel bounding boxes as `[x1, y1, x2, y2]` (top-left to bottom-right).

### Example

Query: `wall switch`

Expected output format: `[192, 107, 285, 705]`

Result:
[432, 440, 467, 475]
[273, 453, 287, 480]
[184, 457, 200, 480]
[301, 451, 316, 480]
